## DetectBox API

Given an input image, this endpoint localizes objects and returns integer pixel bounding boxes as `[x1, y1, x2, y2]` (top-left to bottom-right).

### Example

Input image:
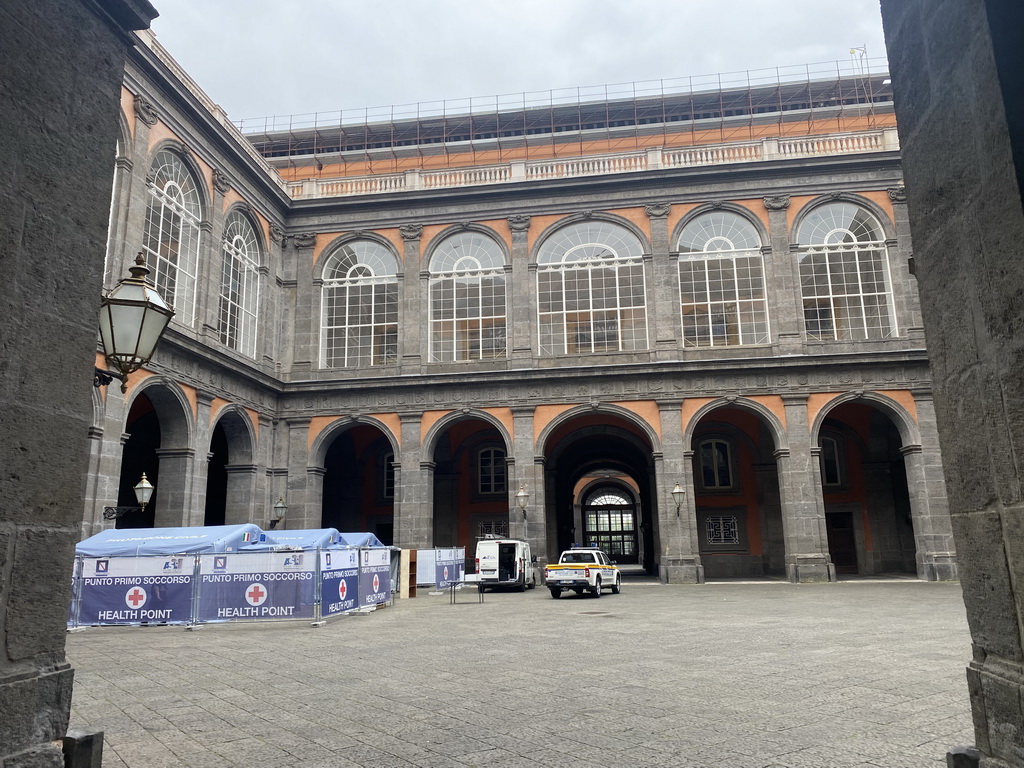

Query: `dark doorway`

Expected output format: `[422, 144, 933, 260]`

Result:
[204, 423, 228, 526]
[826, 511, 859, 574]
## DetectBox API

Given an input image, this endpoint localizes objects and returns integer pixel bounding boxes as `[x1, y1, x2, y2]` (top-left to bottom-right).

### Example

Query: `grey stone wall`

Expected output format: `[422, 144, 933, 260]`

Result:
[0, 1, 156, 765]
[880, 1, 1024, 765]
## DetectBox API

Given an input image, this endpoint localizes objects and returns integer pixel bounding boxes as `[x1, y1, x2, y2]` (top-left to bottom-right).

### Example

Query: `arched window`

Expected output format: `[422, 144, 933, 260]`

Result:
[796, 202, 897, 341]
[582, 486, 637, 559]
[320, 240, 399, 368]
[697, 438, 733, 489]
[428, 232, 507, 362]
[678, 211, 769, 347]
[142, 150, 202, 325]
[537, 221, 648, 355]
[476, 447, 506, 495]
[218, 211, 261, 358]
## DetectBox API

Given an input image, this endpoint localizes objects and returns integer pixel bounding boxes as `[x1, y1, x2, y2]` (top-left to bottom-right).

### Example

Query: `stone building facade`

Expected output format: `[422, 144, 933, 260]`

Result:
[86, 32, 958, 584]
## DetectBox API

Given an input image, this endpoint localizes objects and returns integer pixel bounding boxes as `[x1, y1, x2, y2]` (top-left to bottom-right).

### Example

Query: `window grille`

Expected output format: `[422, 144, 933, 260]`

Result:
[678, 211, 769, 347]
[478, 520, 509, 538]
[537, 221, 648, 355]
[321, 240, 399, 368]
[705, 515, 740, 545]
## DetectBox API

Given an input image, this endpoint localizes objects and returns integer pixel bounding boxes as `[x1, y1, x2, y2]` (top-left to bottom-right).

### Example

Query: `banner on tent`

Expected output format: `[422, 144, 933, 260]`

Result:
[359, 548, 391, 608]
[197, 551, 317, 622]
[76, 555, 195, 625]
[320, 549, 360, 617]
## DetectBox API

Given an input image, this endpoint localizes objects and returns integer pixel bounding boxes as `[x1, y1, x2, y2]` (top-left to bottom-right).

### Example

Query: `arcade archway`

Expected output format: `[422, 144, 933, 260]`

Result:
[321, 423, 395, 543]
[543, 411, 657, 574]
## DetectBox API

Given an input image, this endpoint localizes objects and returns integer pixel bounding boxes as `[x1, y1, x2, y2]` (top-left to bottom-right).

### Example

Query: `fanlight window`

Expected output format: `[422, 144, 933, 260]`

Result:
[678, 211, 769, 347]
[142, 150, 202, 325]
[537, 221, 648, 355]
[218, 211, 260, 358]
[796, 202, 897, 341]
[321, 240, 399, 368]
[428, 232, 507, 362]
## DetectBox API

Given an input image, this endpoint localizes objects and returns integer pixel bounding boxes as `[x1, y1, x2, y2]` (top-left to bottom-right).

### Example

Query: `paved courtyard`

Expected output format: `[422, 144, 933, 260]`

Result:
[67, 579, 973, 767]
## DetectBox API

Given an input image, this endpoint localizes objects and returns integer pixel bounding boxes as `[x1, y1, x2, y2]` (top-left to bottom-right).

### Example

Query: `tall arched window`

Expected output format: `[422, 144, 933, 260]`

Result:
[321, 240, 399, 368]
[582, 486, 637, 559]
[218, 211, 261, 358]
[537, 221, 648, 355]
[796, 202, 897, 341]
[678, 211, 769, 347]
[142, 150, 202, 326]
[428, 232, 507, 362]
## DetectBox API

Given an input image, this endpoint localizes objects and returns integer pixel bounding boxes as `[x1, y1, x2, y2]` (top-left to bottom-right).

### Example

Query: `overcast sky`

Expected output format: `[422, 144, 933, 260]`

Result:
[149, 1, 888, 126]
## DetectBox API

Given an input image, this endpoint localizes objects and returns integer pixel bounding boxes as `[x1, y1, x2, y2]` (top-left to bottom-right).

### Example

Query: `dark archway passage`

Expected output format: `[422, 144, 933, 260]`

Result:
[117, 394, 159, 529]
[322, 424, 394, 543]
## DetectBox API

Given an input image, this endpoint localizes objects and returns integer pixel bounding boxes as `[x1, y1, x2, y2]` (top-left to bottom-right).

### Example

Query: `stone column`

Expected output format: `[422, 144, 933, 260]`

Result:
[901, 390, 958, 580]
[111, 94, 158, 284]
[224, 465, 258, 525]
[645, 203, 679, 359]
[507, 215, 534, 364]
[886, 187, 925, 342]
[394, 411, 432, 549]
[193, 391, 214, 521]
[657, 399, 704, 583]
[763, 196, 803, 355]
[284, 418, 313, 528]
[776, 394, 835, 582]
[880, 4, 1024, 762]
[199, 169, 231, 342]
[508, 406, 547, 557]
[399, 224, 424, 371]
[262, 224, 286, 373]
[290, 233, 317, 377]
[153, 448, 198, 527]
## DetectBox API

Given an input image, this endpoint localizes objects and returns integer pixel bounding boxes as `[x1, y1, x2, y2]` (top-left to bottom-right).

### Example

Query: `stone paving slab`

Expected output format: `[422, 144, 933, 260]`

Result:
[66, 581, 973, 767]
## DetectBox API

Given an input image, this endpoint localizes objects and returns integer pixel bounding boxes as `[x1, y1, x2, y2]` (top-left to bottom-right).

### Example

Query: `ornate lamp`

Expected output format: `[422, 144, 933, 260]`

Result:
[96, 253, 174, 392]
[515, 485, 529, 519]
[269, 498, 287, 529]
[671, 482, 685, 516]
[103, 473, 155, 520]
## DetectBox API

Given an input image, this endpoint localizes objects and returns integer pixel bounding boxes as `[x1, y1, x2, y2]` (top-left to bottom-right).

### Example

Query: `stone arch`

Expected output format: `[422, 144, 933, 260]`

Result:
[205, 405, 258, 526]
[809, 391, 921, 448]
[309, 415, 400, 470]
[670, 201, 770, 248]
[530, 211, 653, 262]
[422, 408, 513, 460]
[423, 222, 510, 269]
[313, 231, 401, 281]
[790, 192, 897, 242]
[124, 377, 194, 449]
[682, 397, 788, 453]
[145, 140, 212, 220]
[537, 403, 662, 458]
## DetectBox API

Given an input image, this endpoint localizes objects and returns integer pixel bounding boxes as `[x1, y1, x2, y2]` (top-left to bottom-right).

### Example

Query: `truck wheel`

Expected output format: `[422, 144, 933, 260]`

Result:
[549, 588, 560, 599]
[611, 575, 621, 594]
[527, 577, 536, 590]
[592, 576, 602, 597]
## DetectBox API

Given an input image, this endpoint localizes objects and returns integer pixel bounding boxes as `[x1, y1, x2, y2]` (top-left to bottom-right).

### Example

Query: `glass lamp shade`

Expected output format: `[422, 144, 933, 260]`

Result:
[99, 255, 174, 387]
[133, 473, 154, 507]
[671, 483, 685, 509]
[515, 486, 529, 510]
[273, 498, 287, 520]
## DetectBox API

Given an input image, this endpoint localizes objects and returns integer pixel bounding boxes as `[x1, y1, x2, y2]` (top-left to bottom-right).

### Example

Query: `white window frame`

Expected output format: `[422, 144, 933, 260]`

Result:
[218, 211, 261, 358]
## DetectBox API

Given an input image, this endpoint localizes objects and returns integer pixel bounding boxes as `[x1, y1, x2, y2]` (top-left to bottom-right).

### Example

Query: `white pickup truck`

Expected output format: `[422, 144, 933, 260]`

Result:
[543, 547, 621, 598]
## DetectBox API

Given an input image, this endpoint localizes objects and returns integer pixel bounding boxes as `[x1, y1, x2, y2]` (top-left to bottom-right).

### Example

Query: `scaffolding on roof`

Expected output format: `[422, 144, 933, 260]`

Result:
[236, 58, 893, 178]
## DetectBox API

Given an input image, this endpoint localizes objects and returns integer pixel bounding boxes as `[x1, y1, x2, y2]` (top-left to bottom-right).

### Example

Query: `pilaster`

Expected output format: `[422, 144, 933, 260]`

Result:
[507, 215, 534, 363]
[646, 204, 680, 357]
[394, 412, 431, 548]
[399, 224, 424, 370]
[763, 196, 803, 355]
[657, 399, 704, 583]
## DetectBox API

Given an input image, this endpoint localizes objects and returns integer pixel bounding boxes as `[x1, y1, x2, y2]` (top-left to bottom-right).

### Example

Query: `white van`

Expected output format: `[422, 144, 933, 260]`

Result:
[474, 536, 536, 592]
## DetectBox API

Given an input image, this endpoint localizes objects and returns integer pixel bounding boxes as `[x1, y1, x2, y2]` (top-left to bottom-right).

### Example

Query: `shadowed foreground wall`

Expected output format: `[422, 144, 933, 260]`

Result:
[0, 1, 156, 765]
[880, 1, 1024, 766]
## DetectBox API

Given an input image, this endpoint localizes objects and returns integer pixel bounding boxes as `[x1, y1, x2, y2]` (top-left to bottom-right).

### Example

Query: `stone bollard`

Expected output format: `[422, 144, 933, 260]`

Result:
[62, 728, 103, 768]
[946, 745, 980, 768]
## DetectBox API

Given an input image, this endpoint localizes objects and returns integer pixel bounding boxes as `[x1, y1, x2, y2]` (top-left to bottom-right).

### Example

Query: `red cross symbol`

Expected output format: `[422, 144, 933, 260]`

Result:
[126, 587, 146, 609]
[444, 566, 449, 580]
[372, 573, 380, 593]
[245, 583, 268, 606]
[339, 579, 347, 600]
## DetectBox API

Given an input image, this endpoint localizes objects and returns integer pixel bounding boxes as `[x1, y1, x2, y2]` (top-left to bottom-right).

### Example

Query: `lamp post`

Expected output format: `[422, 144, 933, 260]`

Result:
[671, 482, 685, 517]
[103, 473, 155, 520]
[269, 498, 287, 529]
[96, 253, 174, 392]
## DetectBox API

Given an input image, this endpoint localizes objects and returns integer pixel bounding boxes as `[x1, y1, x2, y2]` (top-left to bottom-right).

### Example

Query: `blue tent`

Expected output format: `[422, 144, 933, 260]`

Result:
[336, 532, 387, 548]
[261, 528, 341, 550]
[76, 524, 265, 557]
